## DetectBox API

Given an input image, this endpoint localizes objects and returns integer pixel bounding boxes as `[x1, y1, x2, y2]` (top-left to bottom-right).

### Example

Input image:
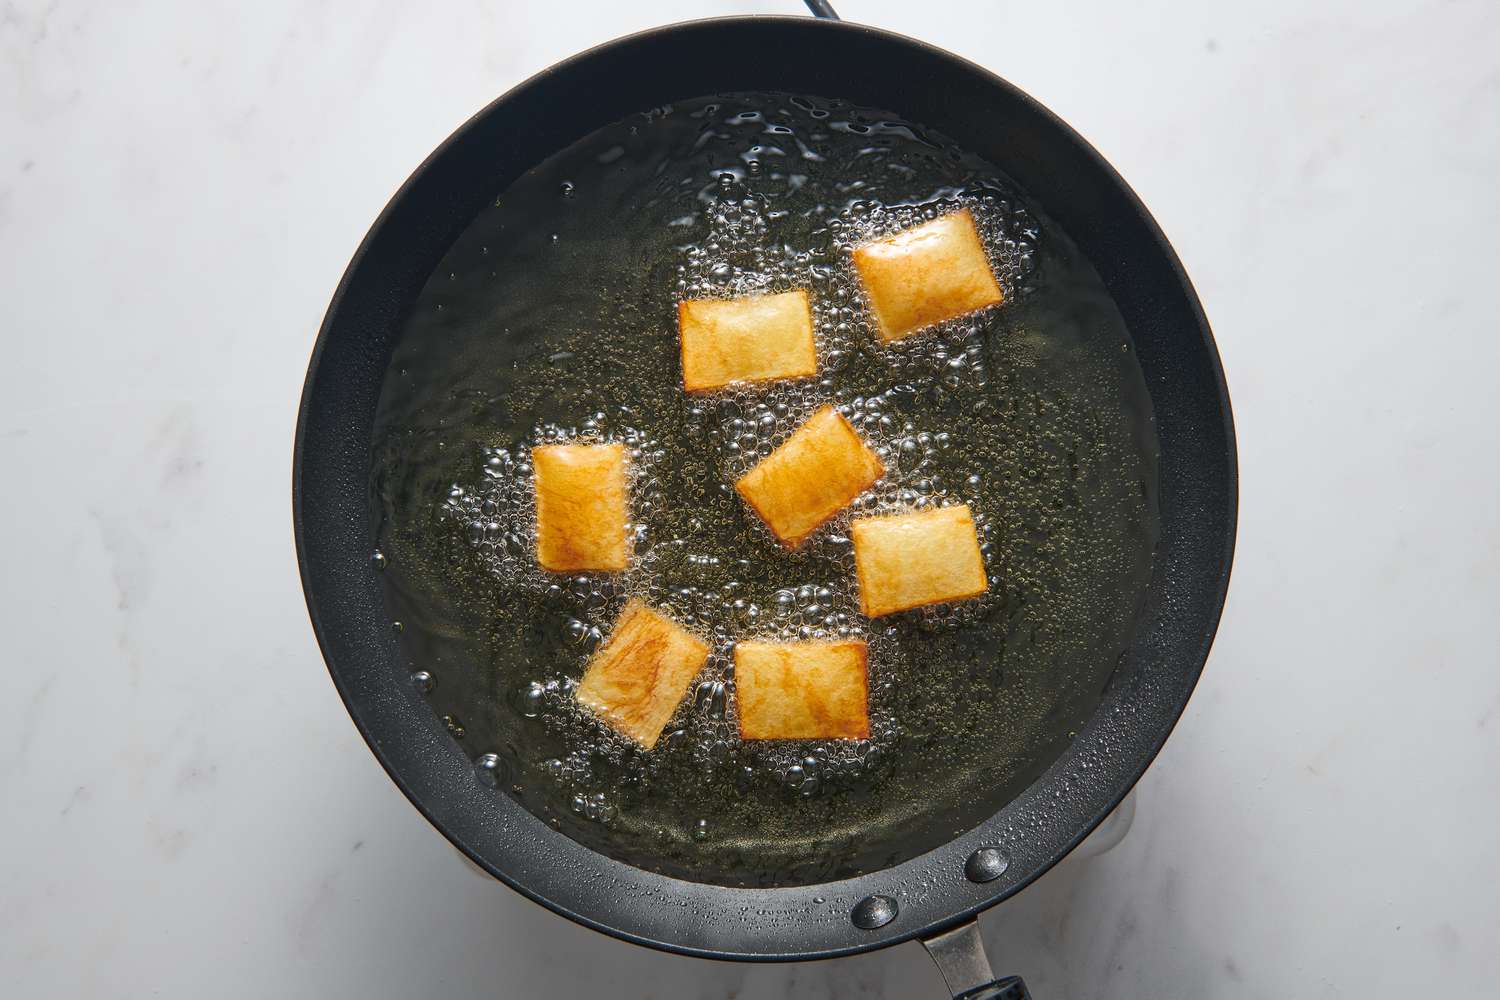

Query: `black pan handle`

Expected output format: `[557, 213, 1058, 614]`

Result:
[955, 982, 1031, 1000]
[801, 0, 841, 19]
[922, 920, 1032, 1000]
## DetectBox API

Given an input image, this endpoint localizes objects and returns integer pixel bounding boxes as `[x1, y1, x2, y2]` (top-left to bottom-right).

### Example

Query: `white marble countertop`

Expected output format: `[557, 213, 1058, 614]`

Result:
[3, 0, 1498, 996]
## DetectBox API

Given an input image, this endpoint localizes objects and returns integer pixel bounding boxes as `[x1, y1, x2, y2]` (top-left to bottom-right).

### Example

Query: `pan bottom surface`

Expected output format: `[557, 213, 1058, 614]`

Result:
[368, 92, 1160, 887]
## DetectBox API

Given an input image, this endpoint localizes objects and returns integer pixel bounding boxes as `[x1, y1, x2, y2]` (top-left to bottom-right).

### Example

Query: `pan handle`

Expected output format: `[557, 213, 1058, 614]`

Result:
[922, 920, 1032, 1000]
[801, 0, 841, 19]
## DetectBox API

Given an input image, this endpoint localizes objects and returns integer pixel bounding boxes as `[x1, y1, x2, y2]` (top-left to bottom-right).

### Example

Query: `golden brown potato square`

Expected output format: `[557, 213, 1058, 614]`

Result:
[852, 209, 1003, 343]
[532, 442, 629, 572]
[575, 600, 710, 749]
[851, 505, 988, 617]
[734, 640, 869, 740]
[735, 405, 884, 548]
[678, 289, 817, 393]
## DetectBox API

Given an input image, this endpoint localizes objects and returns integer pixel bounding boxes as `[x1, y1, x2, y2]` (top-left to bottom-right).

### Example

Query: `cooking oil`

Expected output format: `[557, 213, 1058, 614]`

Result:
[371, 93, 1159, 886]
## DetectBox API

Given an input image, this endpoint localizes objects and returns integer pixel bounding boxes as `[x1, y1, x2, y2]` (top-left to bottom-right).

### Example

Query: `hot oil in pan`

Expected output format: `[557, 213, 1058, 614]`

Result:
[372, 94, 1160, 886]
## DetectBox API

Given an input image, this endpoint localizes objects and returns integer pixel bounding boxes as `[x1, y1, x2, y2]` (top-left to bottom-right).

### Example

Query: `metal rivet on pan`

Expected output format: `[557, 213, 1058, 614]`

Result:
[965, 847, 1010, 883]
[851, 895, 898, 929]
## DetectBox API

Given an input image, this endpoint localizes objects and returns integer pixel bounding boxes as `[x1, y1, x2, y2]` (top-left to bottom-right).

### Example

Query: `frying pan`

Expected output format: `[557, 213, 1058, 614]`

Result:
[293, 5, 1236, 996]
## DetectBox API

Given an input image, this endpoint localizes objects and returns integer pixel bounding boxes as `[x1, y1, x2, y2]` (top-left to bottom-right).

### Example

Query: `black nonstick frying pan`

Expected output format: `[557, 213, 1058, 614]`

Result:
[293, 6, 1236, 997]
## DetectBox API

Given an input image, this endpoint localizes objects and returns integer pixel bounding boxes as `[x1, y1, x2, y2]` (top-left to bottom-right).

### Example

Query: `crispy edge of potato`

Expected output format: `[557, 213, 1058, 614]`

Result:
[734, 405, 885, 549]
[851, 505, 989, 617]
[733, 639, 870, 740]
[575, 600, 710, 749]
[531, 442, 629, 573]
[677, 289, 817, 393]
[851, 209, 1004, 343]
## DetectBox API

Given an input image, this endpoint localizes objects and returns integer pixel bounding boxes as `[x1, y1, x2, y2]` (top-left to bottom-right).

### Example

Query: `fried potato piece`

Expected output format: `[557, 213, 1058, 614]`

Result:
[852, 209, 1003, 343]
[735, 405, 884, 548]
[851, 505, 988, 617]
[532, 442, 629, 572]
[734, 640, 869, 740]
[575, 600, 710, 749]
[678, 289, 817, 393]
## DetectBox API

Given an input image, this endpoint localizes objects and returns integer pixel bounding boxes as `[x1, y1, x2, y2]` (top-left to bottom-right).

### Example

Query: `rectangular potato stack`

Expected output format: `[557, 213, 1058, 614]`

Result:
[851, 505, 989, 617]
[532, 442, 629, 572]
[734, 405, 885, 548]
[734, 640, 870, 740]
[575, 600, 710, 749]
[678, 289, 817, 393]
[851, 209, 1003, 343]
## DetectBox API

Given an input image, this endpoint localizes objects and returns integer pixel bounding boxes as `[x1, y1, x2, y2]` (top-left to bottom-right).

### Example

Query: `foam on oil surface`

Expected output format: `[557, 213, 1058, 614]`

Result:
[371, 93, 1159, 886]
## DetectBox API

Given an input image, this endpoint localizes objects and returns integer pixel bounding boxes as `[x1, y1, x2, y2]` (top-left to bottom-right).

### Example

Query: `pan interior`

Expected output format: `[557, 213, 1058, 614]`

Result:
[369, 92, 1159, 887]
